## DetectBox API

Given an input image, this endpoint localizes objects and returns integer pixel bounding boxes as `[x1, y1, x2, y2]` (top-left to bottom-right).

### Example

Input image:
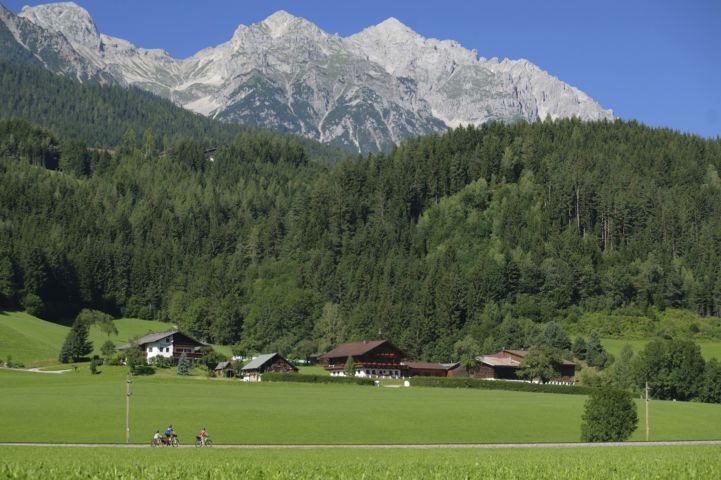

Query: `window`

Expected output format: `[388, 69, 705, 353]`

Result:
[165, 347, 170, 353]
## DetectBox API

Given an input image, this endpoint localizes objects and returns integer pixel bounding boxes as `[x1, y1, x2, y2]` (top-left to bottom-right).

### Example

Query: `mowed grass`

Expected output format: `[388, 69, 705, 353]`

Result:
[602, 338, 721, 361]
[2, 446, 721, 480]
[0, 312, 68, 365]
[1, 367, 721, 444]
[0, 311, 173, 366]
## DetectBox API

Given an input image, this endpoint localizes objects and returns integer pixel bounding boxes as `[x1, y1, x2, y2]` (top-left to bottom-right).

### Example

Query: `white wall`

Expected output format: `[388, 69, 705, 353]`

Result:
[145, 337, 173, 360]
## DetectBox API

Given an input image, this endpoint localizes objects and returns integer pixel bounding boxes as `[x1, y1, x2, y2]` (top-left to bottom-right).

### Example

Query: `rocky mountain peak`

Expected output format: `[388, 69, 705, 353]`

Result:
[19, 2, 99, 48]
[3, 5, 614, 153]
[259, 10, 322, 39]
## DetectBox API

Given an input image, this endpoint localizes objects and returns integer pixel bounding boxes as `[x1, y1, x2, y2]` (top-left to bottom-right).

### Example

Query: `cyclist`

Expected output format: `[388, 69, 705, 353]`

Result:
[164, 425, 175, 445]
[197, 426, 208, 446]
[152, 429, 162, 446]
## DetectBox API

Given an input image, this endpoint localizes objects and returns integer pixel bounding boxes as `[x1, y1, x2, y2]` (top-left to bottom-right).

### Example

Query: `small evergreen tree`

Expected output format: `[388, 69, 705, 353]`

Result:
[572, 336, 588, 360]
[177, 354, 190, 376]
[58, 321, 93, 363]
[581, 387, 638, 442]
[344, 356, 355, 377]
[541, 322, 572, 351]
[586, 331, 611, 368]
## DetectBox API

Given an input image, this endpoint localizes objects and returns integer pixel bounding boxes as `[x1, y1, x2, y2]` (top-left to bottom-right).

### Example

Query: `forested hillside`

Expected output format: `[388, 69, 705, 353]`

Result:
[1, 89, 720, 359]
[0, 61, 347, 164]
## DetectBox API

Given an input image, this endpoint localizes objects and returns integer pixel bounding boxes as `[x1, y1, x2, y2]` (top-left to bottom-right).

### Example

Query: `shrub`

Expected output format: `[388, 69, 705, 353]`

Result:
[131, 365, 155, 376]
[262, 372, 374, 386]
[581, 387, 638, 442]
[410, 377, 594, 395]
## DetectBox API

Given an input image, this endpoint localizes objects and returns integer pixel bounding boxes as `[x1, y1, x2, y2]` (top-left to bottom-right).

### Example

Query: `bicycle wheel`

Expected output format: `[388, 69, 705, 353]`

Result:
[150, 439, 158, 448]
[205, 438, 213, 447]
[172, 437, 180, 447]
[194, 438, 202, 448]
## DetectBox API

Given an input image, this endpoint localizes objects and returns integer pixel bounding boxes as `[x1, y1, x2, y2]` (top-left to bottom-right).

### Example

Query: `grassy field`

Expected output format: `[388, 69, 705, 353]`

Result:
[0, 311, 186, 366]
[2, 445, 721, 479]
[602, 338, 721, 361]
[2, 366, 721, 445]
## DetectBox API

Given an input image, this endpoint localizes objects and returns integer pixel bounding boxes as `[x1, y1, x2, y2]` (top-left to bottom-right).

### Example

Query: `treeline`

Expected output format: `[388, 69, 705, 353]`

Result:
[1, 114, 721, 361]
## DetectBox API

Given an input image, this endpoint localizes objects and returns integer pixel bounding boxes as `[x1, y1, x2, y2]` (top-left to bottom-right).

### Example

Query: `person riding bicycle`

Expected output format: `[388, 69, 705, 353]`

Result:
[164, 425, 175, 444]
[153, 429, 162, 445]
[196, 426, 208, 446]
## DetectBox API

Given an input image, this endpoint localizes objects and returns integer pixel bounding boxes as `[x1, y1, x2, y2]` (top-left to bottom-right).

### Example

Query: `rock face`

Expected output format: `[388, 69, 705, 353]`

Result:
[3, 2, 613, 152]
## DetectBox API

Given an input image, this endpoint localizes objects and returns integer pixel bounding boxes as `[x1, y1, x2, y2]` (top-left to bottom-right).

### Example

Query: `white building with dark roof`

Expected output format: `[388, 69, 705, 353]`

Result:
[117, 330, 206, 362]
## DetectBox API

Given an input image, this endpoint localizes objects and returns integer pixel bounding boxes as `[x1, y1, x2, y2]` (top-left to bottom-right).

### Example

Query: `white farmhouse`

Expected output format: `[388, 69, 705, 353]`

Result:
[117, 330, 205, 362]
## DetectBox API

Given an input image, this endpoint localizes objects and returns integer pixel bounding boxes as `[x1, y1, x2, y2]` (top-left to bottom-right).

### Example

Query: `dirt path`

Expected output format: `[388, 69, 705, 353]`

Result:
[1, 440, 720, 449]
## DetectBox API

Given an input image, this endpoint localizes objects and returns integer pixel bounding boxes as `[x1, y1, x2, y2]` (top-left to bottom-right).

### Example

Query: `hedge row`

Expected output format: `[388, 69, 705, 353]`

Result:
[410, 377, 595, 395]
[262, 372, 374, 386]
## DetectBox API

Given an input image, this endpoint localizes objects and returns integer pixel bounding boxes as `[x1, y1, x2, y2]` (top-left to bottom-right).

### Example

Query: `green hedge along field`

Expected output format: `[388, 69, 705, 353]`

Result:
[1, 446, 721, 479]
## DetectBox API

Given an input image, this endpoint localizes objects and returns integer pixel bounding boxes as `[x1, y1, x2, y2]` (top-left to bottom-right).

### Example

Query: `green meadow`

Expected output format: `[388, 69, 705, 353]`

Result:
[0, 311, 190, 366]
[2, 366, 721, 445]
[602, 338, 721, 361]
[2, 445, 721, 479]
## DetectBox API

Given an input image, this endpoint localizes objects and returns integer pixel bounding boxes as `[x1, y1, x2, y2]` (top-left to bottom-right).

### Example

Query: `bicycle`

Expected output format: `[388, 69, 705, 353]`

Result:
[194, 436, 213, 447]
[150, 437, 161, 447]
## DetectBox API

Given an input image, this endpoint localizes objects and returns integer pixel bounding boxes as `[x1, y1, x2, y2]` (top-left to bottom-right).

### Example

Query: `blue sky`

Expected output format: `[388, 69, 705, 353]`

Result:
[5, 0, 721, 138]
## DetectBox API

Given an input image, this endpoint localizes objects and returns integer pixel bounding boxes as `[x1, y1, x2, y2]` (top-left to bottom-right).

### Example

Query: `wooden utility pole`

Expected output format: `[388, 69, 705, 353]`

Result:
[645, 381, 650, 441]
[125, 375, 132, 444]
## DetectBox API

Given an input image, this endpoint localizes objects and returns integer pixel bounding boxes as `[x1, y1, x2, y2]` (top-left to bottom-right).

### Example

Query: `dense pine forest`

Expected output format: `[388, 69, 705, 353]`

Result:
[1, 63, 721, 361]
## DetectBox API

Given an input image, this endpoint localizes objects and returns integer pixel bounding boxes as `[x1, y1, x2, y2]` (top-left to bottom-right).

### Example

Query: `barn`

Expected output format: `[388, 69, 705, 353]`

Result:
[474, 350, 576, 383]
[240, 353, 297, 382]
[403, 361, 460, 377]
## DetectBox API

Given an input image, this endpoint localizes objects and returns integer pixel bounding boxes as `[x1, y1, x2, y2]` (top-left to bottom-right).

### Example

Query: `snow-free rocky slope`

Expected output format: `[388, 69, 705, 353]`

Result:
[3, 2, 613, 153]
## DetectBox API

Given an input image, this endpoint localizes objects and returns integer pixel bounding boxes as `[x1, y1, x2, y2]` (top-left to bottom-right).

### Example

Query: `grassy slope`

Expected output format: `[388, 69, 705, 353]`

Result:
[603, 338, 721, 361]
[2, 446, 720, 479]
[1, 366, 721, 444]
[0, 311, 172, 365]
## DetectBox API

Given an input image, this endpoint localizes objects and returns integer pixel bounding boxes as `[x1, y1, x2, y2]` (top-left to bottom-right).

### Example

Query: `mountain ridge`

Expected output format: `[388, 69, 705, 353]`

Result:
[2, 2, 613, 152]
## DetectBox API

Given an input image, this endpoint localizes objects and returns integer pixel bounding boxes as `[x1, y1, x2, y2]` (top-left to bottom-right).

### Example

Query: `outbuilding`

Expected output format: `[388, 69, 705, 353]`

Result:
[240, 353, 298, 382]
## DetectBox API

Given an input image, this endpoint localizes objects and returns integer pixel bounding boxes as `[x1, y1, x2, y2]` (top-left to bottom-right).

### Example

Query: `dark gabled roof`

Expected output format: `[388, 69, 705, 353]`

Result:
[117, 329, 205, 350]
[240, 353, 297, 372]
[214, 361, 233, 370]
[403, 361, 457, 371]
[117, 330, 178, 350]
[319, 340, 405, 360]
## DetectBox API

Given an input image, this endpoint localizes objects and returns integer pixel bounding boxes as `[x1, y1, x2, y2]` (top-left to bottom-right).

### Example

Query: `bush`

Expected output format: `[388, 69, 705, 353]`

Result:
[150, 356, 173, 368]
[262, 372, 374, 386]
[105, 354, 123, 366]
[581, 387, 638, 442]
[131, 365, 155, 376]
[410, 377, 594, 395]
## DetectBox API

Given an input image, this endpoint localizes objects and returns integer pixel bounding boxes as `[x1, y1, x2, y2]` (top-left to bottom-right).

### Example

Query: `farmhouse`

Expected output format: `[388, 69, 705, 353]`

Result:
[319, 340, 405, 378]
[117, 330, 205, 362]
[240, 352, 297, 382]
[473, 349, 576, 383]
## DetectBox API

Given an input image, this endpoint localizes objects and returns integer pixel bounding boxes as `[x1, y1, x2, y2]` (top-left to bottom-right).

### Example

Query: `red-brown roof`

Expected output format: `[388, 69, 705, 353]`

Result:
[319, 340, 404, 360]
[478, 350, 576, 367]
